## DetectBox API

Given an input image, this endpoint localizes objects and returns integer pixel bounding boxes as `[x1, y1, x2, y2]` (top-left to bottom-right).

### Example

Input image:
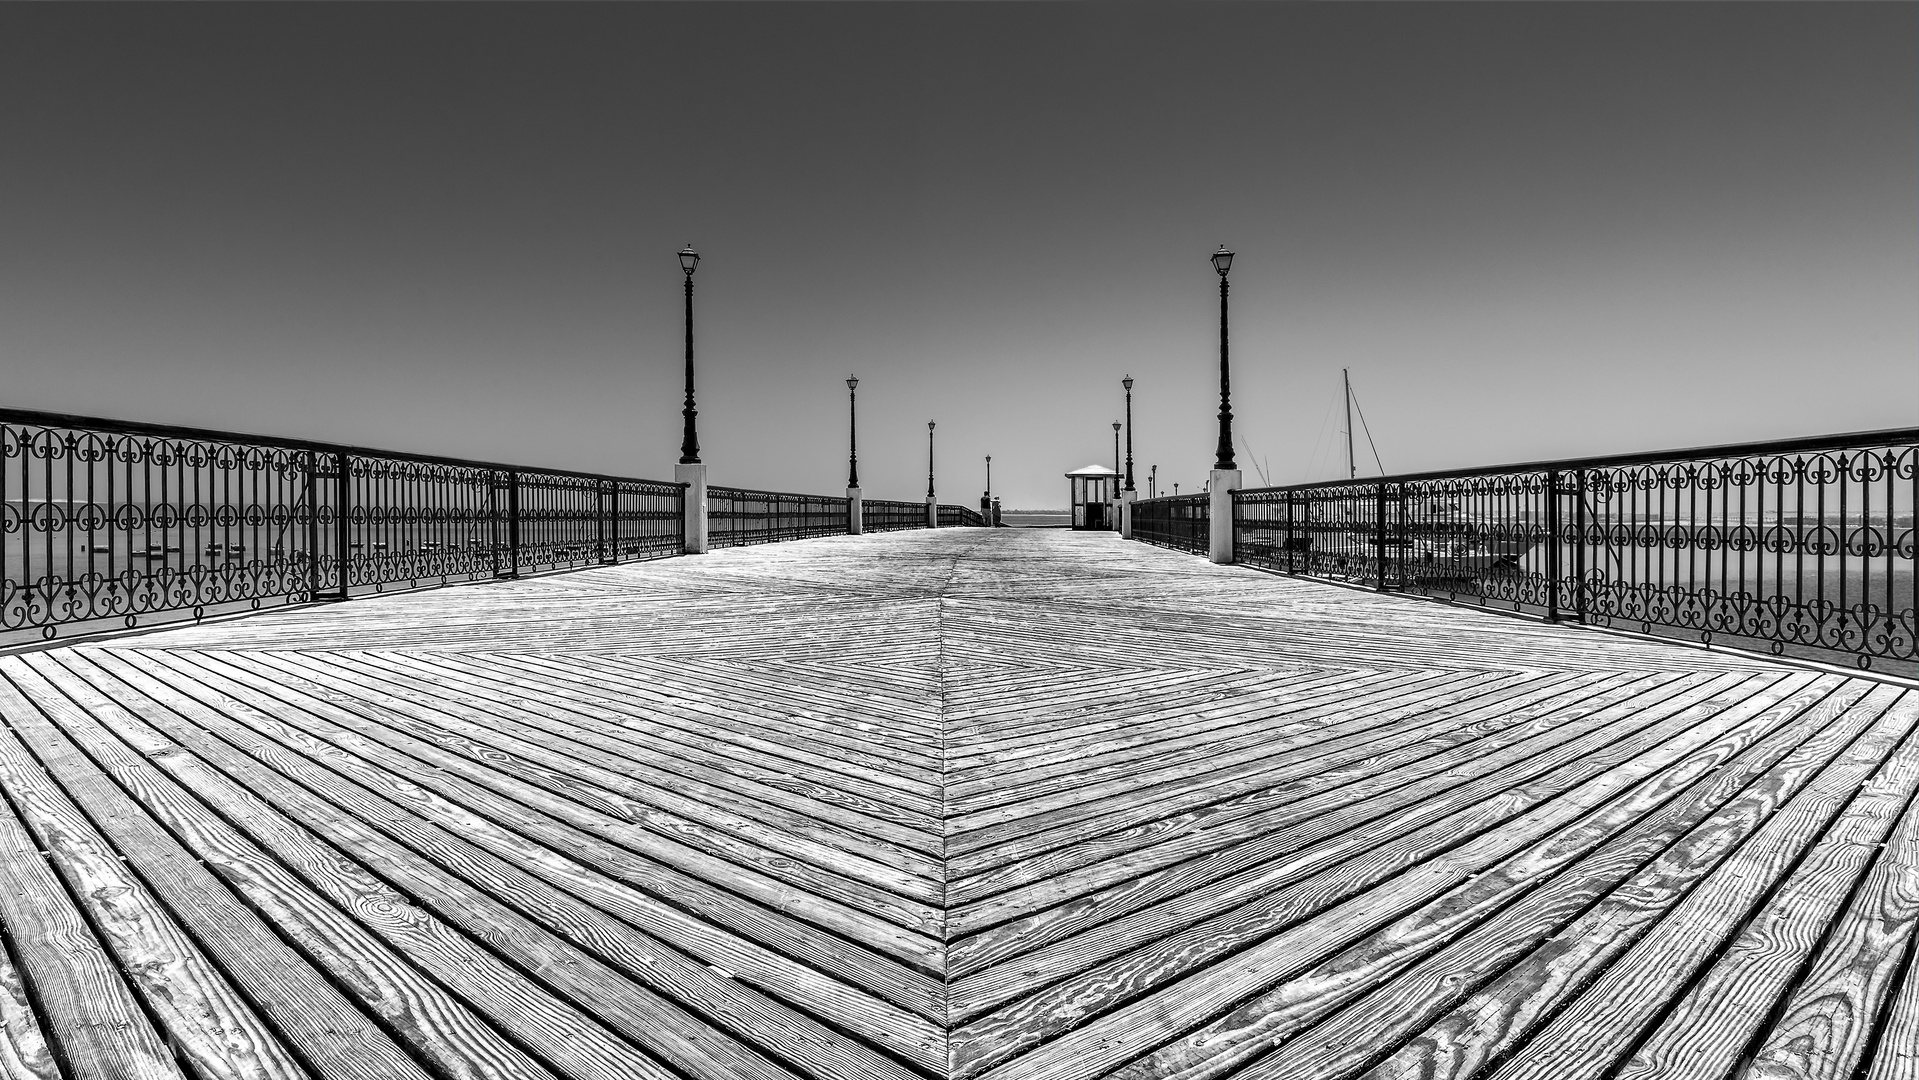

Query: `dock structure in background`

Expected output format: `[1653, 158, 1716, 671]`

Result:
[0, 528, 1914, 1080]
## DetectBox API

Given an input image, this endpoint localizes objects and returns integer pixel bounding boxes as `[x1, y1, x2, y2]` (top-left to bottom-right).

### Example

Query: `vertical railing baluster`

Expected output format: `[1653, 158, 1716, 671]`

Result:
[598, 481, 610, 565]
[333, 450, 351, 599]
[305, 452, 321, 600]
[1573, 469, 1588, 624]
[1375, 482, 1388, 591]
[1285, 494, 1296, 575]
[1836, 454, 1847, 650]
[506, 470, 521, 578]
[1544, 469, 1562, 623]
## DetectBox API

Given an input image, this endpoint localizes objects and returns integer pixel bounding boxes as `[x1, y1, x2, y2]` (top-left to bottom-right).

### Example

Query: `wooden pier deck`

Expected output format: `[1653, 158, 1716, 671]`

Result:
[0, 529, 1913, 1080]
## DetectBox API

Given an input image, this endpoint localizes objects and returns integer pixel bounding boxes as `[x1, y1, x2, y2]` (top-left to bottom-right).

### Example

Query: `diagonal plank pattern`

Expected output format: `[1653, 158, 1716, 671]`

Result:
[0, 528, 1912, 1080]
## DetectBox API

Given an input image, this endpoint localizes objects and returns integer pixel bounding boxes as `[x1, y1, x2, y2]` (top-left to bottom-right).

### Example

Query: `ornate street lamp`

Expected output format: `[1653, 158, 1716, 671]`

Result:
[1112, 421, 1122, 479]
[1122, 375, 1135, 492]
[927, 420, 936, 500]
[678, 244, 701, 464]
[985, 455, 992, 500]
[846, 375, 860, 487]
[1211, 244, 1236, 472]
[1150, 463, 1158, 499]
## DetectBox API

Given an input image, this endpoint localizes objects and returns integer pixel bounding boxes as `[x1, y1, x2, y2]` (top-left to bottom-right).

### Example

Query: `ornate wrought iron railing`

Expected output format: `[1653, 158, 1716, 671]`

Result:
[1133, 494, 1210, 555]
[863, 499, 926, 533]
[1230, 429, 1917, 673]
[708, 487, 851, 548]
[940, 504, 987, 527]
[2, 409, 683, 642]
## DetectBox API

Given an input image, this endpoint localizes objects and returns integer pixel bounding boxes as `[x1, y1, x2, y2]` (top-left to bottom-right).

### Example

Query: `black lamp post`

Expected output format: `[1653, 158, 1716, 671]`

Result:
[1150, 464, 1158, 499]
[846, 375, 860, 487]
[926, 421, 936, 500]
[985, 455, 992, 500]
[1122, 375, 1135, 492]
[678, 244, 701, 464]
[1112, 421, 1122, 479]
[1211, 244, 1236, 472]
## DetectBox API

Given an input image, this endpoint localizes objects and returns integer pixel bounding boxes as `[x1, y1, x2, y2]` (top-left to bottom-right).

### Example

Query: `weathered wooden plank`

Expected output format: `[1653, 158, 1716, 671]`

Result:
[946, 670, 1620, 904]
[87, 649, 932, 1080]
[49, 652, 686, 1080]
[531, 652, 947, 759]
[1361, 683, 1913, 1080]
[0, 937, 57, 1080]
[63, 646, 950, 1056]
[941, 666, 1384, 753]
[156, 647, 947, 943]
[0, 741, 182, 1080]
[70, 650, 840, 1080]
[1731, 693, 1919, 1080]
[945, 671, 1504, 815]
[0, 675, 308, 1080]
[69, 650, 949, 1018]
[948, 670, 1746, 980]
[944, 669, 1521, 797]
[1480, 688, 1919, 1080]
[0, 664, 438, 1080]
[950, 672, 1821, 1078]
[254, 649, 946, 880]
[15, 526, 1890, 1080]
[15, 653, 567, 1080]
[318, 649, 946, 854]
[943, 670, 1647, 859]
[1171, 675, 1882, 1080]
[1120, 671, 1872, 1074]
[444, 652, 946, 787]
[1865, 922, 1919, 1080]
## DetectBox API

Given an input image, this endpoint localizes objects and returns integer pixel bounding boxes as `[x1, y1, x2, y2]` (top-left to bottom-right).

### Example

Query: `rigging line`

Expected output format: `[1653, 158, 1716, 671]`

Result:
[1304, 384, 1340, 483]
[1348, 377, 1387, 476]
[1239, 434, 1271, 487]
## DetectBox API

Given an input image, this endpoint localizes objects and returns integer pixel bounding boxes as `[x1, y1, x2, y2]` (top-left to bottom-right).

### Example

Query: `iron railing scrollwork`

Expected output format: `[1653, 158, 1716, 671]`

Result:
[1223, 429, 1916, 674]
[708, 487, 851, 548]
[3, 409, 682, 642]
[1133, 494, 1210, 555]
[863, 499, 927, 533]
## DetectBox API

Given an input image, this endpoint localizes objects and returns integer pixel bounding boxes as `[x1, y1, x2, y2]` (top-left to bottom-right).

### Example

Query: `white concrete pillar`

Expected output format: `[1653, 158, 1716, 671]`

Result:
[1209, 468, 1239, 564]
[926, 498, 939, 529]
[1119, 489, 1137, 539]
[676, 462, 708, 554]
[847, 487, 863, 535]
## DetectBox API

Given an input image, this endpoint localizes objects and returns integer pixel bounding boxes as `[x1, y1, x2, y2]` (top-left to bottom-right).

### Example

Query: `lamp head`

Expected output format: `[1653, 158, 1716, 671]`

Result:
[1122, 374, 1133, 391]
[928, 420, 936, 431]
[846, 374, 859, 391]
[679, 245, 700, 275]
[1211, 244, 1234, 276]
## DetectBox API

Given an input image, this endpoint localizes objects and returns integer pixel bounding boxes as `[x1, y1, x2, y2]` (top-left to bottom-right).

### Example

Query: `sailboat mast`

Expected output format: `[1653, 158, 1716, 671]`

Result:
[1343, 368, 1356, 480]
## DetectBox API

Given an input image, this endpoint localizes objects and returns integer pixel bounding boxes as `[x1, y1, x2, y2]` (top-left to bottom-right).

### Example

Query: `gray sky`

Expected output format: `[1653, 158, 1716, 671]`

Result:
[3, 3, 1913, 509]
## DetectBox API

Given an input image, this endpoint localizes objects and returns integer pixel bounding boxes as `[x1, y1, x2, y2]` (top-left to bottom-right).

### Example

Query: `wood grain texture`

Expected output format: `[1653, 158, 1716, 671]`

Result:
[1, 528, 1908, 1079]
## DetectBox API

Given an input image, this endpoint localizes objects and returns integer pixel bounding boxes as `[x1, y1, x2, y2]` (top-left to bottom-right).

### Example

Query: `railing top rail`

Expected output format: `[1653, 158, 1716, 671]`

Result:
[0, 407, 682, 489]
[1235, 426, 1919, 495]
[707, 484, 852, 502]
